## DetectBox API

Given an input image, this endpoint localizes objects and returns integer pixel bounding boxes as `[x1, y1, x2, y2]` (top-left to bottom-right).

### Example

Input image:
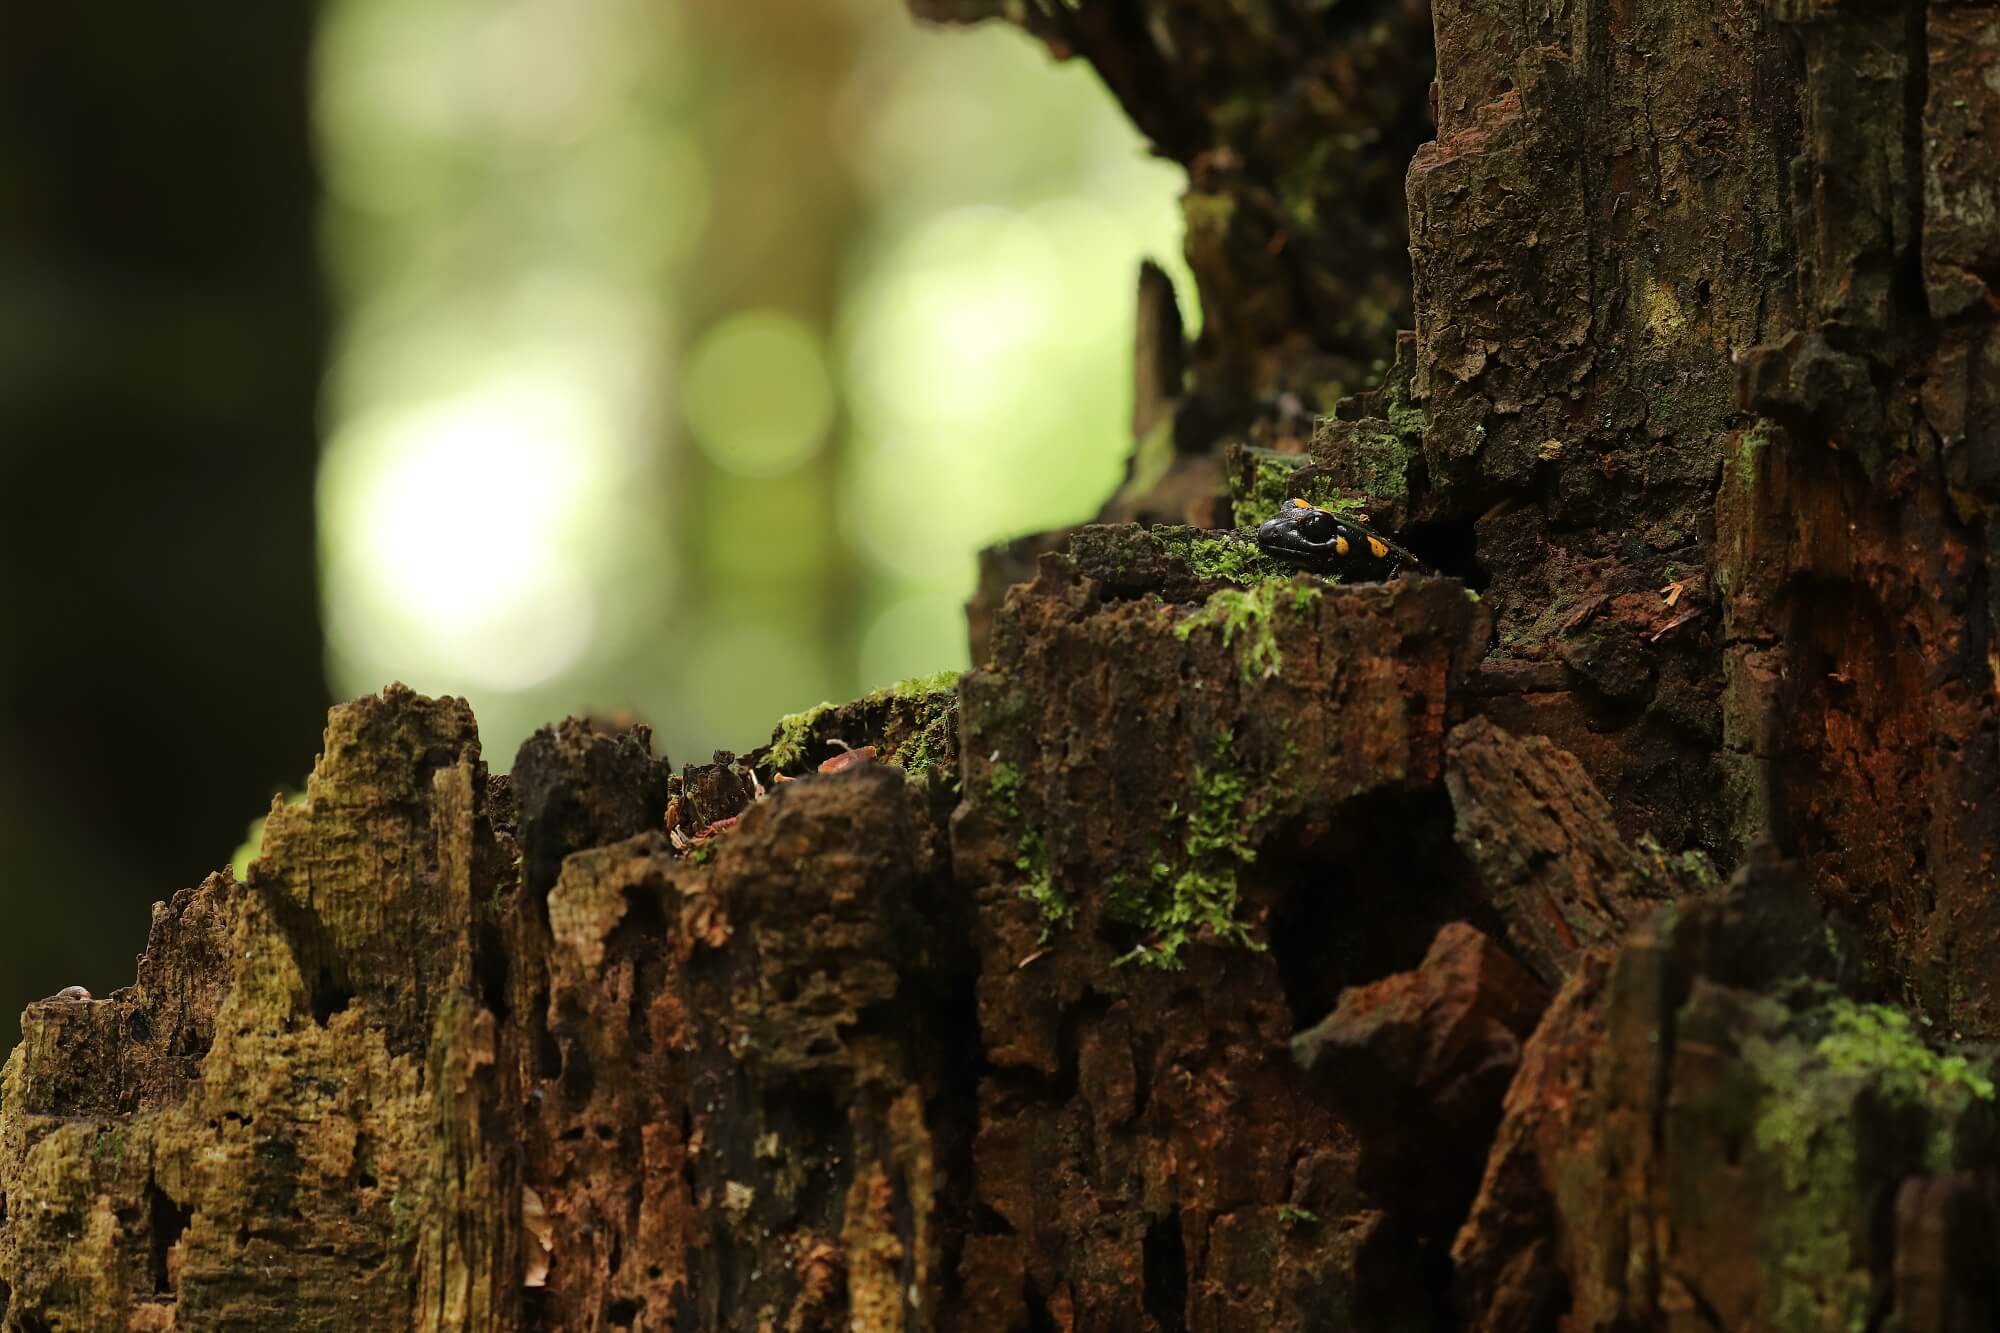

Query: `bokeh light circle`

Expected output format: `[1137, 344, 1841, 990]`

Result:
[681, 309, 836, 479]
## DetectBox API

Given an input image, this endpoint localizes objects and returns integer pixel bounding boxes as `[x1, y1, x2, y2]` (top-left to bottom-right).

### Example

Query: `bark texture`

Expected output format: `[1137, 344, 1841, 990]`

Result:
[9, 0, 2000, 1329]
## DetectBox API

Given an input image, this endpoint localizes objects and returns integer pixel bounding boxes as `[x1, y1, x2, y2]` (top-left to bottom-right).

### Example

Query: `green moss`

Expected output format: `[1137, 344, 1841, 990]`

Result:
[1160, 531, 1290, 585]
[880, 669, 960, 703]
[1213, 541, 1282, 584]
[880, 671, 960, 788]
[988, 761, 1024, 816]
[888, 711, 953, 786]
[769, 700, 836, 771]
[1277, 1204, 1320, 1227]
[1115, 732, 1264, 969]
[1735, 421, 1774, 494]
[1356, 430, 1420, 510]
[1016, 830, 1070, 939]
[986, 759, 1067, 938]
[767, 671, 960, 777]
[1815, 999, 1995, 1117]
[1228, 443, 1373, 528]
[1239, 451, 1309, 526]
[1175, 580, 1322, 682]
[1384, 376, 1427, 443]
[1747, 1019, 1872, 1333]
[1747, 996, 1994, 1332]
[1675, 848, 1719, 889]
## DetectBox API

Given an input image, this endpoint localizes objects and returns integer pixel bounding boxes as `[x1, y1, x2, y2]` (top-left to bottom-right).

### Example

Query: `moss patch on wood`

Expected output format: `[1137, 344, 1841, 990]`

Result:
[1151, 528, 1291, 585]
[1175, 579, 1324, 681]
[765, 670, 961, 784]
[1740, 992, 1995, 1333]
[1014, 830, 1069, 938]
[769, 701, 838, 772]
[1111, 732, 1264, 969]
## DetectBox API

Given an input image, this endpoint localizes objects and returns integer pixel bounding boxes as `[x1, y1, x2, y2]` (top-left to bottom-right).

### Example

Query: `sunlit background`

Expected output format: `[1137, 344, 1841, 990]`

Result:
[316, 0, 1190, 765]
[0, 0, 1189, 1042]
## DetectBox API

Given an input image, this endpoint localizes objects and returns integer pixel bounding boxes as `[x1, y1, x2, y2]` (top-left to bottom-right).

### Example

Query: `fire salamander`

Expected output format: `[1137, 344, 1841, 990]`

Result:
[1254, 498, 1430, 581]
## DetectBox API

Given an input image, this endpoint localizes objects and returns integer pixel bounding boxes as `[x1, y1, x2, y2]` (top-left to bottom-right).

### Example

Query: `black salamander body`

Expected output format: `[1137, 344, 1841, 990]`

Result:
[1254, 497, 1429, 580]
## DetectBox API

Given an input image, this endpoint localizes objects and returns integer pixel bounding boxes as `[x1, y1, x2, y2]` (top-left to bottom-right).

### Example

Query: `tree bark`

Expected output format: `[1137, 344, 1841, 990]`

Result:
[8, 0, 2000, 1329]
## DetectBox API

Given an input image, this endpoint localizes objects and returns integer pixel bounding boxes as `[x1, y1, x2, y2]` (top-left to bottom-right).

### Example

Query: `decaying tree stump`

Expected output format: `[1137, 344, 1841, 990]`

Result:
[9, 0, 2000, 1328]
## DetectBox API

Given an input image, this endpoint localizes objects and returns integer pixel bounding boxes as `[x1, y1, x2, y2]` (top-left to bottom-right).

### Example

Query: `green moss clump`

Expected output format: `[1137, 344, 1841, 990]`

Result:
[1311, 492, 1369, 521]
[768, 700, 836, 771]
[1354, 429, 1419, 511]
[1746, 995, 1995, 1333]
[1228, 445, 1372, 528]
[888, 709, 953, 786]
[1167, 533, 1290, 585]
[1202, 540, 1279, 584]
[1385, 377, 1426, 442]
[1251, 452, 1305, 514]
[881, 669, 960, 703]
[1277, 1204, 1320, 1227]
[984, 759, 1067, 937]
[1016, 830, 1070, 939]
[1674, 848, 1720, 889]
[1115, 732, 1264, 969]
[767, 671, 960, 776]
[1735, 421, 1774, 494]
[1175, 580, 1322, 681]
[988, 761, 1024, 816]
[980, 752, 1072, 940]
[880, 671, 961, 787]
[1235, 451, 1311, 526]
[1814, 999, 1995, 1114]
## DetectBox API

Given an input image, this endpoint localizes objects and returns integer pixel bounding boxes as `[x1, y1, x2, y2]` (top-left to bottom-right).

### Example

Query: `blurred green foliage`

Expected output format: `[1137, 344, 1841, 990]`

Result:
[316, 0, 1190, 767]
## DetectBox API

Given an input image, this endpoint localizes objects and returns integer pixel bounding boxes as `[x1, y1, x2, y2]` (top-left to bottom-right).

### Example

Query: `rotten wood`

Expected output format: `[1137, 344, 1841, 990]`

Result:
[10, 0, 2000, 1325]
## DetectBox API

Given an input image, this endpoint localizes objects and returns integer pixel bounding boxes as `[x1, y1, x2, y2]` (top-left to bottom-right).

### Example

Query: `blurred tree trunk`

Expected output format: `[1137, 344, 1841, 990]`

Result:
[7, 1, 2000, 1331]
[0, 1, 329, 1046]
[648, 0, 870, 750]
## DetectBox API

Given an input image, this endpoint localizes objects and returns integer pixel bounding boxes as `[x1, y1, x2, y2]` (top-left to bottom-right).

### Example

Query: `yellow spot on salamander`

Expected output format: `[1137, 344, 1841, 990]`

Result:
[1334, 535, 1351, 557]
[1288, 497, 1311, 509]
[1367, 535, 1389, 559]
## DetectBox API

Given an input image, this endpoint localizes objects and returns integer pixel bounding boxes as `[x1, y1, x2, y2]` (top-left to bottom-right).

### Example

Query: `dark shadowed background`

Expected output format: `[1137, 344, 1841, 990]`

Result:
[0, 0, 1186, 1043]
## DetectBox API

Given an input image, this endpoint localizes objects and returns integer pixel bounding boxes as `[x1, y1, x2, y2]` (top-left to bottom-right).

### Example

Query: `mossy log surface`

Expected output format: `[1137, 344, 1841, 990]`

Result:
[11, 0, 2000, 1327]
[3, 564, 1994, 1330]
